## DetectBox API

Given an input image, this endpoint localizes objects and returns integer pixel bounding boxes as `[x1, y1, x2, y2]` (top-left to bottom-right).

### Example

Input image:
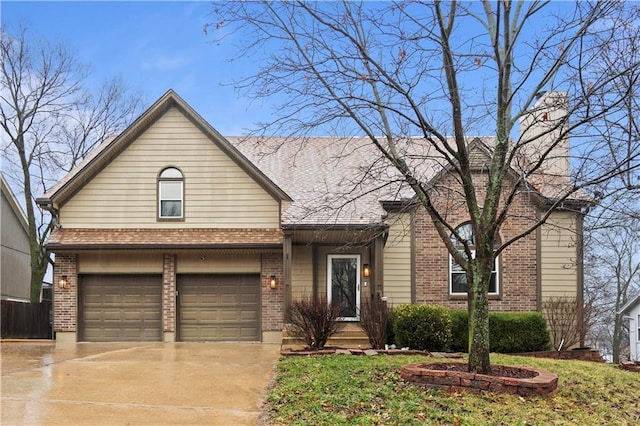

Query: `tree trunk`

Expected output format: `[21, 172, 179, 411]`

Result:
[612, 314, 622, 364]
[467, 261, 492, 374]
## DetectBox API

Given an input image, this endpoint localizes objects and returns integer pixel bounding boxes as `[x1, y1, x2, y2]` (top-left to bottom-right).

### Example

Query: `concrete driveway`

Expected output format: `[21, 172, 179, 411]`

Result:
[1, 341, 280, 425]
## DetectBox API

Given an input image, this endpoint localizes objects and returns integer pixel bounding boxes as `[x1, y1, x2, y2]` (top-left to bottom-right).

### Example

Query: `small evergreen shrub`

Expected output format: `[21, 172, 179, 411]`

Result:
[489, 312, 551, 353]
[285, 296, 341, 349]
[449, 310, 469, 352]
[392, 304, 452, 351]
[359, 295, 393, 349]
[449, 310, 551, 353]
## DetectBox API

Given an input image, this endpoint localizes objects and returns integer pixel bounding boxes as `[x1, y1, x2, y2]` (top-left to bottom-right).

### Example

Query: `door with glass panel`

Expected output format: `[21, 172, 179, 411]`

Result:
[327, 254, 360, 321]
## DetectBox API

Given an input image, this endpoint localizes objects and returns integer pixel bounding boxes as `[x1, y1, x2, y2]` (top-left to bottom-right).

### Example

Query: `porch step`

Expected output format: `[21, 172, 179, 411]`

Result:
[281, 323, 371, 350]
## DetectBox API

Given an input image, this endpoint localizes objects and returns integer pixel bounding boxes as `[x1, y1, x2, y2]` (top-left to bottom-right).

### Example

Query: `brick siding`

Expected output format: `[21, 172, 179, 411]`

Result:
[162, 254, 176, 332]
[414, 171, 538, 312]
[261, 253, 284, 331]
[53, 253, 77, 332]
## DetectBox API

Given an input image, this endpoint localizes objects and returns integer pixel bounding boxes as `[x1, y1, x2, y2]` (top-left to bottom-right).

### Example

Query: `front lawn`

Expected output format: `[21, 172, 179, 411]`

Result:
[265, 354, 639, 425]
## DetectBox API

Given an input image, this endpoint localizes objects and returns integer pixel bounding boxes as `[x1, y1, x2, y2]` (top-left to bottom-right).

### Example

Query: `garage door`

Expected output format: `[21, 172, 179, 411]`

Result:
[178, 274, 260, 342]
[79, 274, 162, 342]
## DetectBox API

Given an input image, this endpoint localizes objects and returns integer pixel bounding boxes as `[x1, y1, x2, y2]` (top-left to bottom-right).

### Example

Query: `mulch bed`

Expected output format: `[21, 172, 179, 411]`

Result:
[427, 362, 537, 378]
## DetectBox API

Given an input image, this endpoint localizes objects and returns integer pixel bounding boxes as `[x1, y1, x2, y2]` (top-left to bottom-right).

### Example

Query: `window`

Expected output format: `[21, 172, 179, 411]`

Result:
[449, 223, 499, 296]
[158, 167, 183, 219]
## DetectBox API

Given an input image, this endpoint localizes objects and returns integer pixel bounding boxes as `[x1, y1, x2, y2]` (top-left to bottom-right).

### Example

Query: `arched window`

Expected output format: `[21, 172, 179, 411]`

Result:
[449, 222, 499, 296]
[158, 167, 183, 219]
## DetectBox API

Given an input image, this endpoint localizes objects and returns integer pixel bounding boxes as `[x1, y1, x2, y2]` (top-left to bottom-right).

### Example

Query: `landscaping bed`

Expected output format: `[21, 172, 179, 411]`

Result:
[400, 362, 558, 396]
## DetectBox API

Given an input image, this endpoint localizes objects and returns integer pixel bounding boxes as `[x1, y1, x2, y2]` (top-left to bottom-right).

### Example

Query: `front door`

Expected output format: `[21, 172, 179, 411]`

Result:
[327, 254, 360, 321]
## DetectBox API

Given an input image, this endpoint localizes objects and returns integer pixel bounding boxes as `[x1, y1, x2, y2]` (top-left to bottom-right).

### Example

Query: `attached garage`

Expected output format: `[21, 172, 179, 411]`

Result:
[78, 274, 162, 342]
[177, 274, 260, 342]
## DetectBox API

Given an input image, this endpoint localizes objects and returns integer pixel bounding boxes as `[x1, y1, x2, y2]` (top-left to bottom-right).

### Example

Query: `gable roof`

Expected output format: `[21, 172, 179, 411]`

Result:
[36, 90, 290, 210]
[38, 90, 589, 228]
[231, 134, 588, 226]
[619, 294, 640, 315]
[1, 173, 29, 233]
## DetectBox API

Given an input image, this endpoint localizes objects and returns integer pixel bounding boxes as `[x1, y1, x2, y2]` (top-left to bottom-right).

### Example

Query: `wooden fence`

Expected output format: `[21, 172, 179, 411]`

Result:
[1, 300, 52, 339]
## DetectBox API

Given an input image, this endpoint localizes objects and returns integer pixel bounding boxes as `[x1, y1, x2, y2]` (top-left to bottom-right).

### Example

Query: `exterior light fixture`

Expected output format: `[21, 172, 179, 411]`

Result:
[59, 275, 68, 289]
[363, 264, 370, 278]
[270, 275, 277, 289]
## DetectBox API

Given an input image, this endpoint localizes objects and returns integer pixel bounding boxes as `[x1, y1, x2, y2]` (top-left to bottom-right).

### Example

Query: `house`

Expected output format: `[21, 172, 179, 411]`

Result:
[1, 174, 31, 302]
[619, 295, 640, 362]
[37, 90, 588, 344]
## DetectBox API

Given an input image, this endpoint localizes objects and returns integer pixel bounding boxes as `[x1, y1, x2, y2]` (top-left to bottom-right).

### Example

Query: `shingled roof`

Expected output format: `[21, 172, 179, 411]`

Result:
[38, 90, 590, 232]
[229, 135, 588, 227]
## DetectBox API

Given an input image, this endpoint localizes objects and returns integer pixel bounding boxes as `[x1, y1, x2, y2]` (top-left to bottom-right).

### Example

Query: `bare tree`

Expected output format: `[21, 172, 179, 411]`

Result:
[209, 1, 640, 373]
[585, 220, 640, 363]
[1, 26, 142, 302]
[581, 10, 640, 363]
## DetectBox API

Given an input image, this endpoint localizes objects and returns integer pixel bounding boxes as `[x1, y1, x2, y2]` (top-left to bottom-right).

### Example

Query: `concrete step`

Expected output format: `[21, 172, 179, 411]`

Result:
[281, 324, 371, 350]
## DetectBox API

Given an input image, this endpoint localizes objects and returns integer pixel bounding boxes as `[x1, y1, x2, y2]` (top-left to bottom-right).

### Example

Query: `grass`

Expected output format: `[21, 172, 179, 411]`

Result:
[265, 354, 640, 425]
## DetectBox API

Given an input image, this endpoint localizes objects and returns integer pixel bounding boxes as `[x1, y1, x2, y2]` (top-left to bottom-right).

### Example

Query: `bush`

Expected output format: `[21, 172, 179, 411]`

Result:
[449, 310, 469, 352]
[449, 310, 551, 353]
[542, 297, 585, 350]
[392, 304, 452, 351]
[285, 296, 342, 349]
[359, 295, 393, 349]
[490, 312, 551, 353]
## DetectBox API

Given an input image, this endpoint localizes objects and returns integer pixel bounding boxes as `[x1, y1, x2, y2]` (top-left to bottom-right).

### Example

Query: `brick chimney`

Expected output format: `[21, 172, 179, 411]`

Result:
[518, 92, 570, 177]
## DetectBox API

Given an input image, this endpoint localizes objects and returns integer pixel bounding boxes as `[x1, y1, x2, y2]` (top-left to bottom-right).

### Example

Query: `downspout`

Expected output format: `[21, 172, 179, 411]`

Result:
[577, 210, 585, 347]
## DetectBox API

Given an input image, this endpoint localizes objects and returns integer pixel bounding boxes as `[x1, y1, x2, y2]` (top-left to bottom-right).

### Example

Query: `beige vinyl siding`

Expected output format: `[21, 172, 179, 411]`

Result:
[177, 252, 261, 273]
[291, 246, 313, 300]
[1, 189, 31, 301]
[383, 213, 413, 306]
[540, 211, 578, 298]
[78, 252, 163, 274]
[60, 107, 280, 228]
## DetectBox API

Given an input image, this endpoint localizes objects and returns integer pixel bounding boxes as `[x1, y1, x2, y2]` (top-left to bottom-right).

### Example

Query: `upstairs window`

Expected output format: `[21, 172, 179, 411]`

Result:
[449, 222, 499, 296]
[158, 167, 183, 219]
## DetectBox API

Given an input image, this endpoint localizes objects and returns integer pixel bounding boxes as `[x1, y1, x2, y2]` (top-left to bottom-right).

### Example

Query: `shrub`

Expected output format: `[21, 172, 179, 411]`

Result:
[359, 295, 393, 349]
[392, 304, 452, 351]
[449, 310, 551, 353]
[542, 297, 586, 350]
[285, 296, 341, 349]
[449, 309, 469, 352]
[490, 312, 551, 353]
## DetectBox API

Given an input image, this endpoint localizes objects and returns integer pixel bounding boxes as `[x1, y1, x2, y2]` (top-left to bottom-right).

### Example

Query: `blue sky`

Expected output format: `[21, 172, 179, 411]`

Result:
[2, 1, 264, 135]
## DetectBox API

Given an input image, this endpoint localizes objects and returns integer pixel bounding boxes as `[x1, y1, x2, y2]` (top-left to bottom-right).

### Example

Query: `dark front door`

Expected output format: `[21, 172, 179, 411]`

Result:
[327, 255, 360, 320]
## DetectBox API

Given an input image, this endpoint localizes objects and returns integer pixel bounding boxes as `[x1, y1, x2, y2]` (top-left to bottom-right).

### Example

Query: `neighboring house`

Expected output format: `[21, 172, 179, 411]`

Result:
[619, 295, 640, 362]
[37, 90, 588, 344]
[1, 174, 31, 302]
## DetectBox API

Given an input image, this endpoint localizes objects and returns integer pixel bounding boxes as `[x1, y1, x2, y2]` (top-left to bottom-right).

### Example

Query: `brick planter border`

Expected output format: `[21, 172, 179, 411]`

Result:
[619, 361, 640, 373]
[401, 362, 558, 396]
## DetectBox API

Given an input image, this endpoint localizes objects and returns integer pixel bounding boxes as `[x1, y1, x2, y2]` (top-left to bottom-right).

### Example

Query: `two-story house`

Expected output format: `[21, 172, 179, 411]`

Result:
[37, 90, 588, 344]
